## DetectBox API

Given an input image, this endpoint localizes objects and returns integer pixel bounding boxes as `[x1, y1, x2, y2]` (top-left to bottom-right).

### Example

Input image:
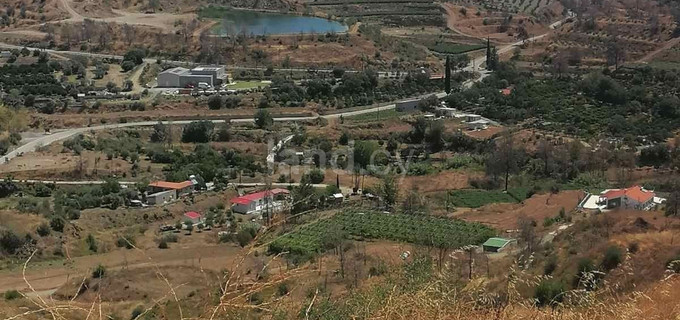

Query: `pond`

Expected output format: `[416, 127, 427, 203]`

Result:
[201, 7, 348, 36]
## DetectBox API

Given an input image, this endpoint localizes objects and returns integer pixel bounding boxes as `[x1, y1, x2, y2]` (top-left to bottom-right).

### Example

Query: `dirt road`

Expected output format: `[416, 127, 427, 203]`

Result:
[638, 37, 680, 63]
[55, 0, 196, 30]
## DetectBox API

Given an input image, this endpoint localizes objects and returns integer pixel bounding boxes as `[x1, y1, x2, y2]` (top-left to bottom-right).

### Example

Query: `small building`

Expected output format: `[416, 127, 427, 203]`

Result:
[396, 98, 421, 112]
[184, 211, 203, 224]
[331, 193, 344, 204]
[0, 51, 11, 59]
[500, 88, 512, 96]
[157, 66, 227, 88]
[482, 237, 516, 253]
[146, 189, 176, 205]
[466, 114, 482, 122]
[467, 119, 490, 130]
[147, 180, 194, 200]
[230, 188, 290, 215]
[600, 185, 657, 210]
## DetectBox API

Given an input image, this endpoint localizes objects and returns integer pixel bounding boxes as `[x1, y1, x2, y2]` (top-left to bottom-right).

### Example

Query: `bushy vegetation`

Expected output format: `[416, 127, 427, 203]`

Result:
[447, 188, 528, 208]
[534, 280, 565, 307]
[269, 211, 495, 258]
[449, 63, 680, 142]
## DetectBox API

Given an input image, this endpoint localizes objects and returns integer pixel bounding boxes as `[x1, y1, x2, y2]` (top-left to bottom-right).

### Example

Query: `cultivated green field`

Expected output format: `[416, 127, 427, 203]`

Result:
[447, 188, 530, 208]
[269, 211, 496, 257]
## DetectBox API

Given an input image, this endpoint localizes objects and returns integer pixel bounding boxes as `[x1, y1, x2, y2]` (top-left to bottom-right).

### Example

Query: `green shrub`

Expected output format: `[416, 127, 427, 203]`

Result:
[92, 264, 106, 278]
[306, 169, 325, 184]
[36, 223, 50, 237]
[277, 282, 289, 296]
[601, 246, 623, 271]
[534, 280, 565, 307]
[4, 290, 21, 300]
[236, 229, 253, 247]
[86, 234, 98, 252]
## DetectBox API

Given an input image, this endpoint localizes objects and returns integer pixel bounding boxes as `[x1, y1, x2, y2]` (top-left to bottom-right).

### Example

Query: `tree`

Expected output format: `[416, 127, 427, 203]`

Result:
[50, 216, 65, 232]
[181, 120, 214, 143]
[122, 23, 136, 46]
[666, 187, 680, 217]
[445, 55, 451, 94]
[122, 80, 133, 91]
[379, 174, 398, 210]
[0, 230, 24, 255]
[402, 184, 426, 214]
[339, 132, 350, 145]
[605, 36, 626, 70]
[208, 96, 223, 110]
[291, 174, 317, 214]
[150, 121, 169, 143]
[306, 169, 325, 184]
[123, 48, 146, 65]
[517, 215, 537, 253]
[121, 60, 136, 72]
[485, 38, 498, 70]
[254, 109, 273, 129]
[486, 131, 524, 191]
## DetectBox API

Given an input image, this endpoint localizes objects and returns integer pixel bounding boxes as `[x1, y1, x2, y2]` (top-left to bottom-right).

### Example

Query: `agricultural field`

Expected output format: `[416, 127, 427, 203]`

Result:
[452, 0, 559, 17]
[309, 0, 446, 27]
[269, 210, 496, 257]
[447, 188, 530, 208]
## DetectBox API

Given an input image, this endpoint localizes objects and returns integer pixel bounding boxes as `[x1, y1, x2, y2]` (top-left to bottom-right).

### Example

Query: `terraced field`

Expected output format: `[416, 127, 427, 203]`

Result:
[269, 210, 496, 257]
[450, 0, 556, 16]
[310, 0, 446, 27]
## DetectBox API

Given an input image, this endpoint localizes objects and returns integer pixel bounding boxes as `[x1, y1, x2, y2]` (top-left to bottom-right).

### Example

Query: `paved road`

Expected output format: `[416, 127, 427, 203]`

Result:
[2, 18, 567, 164]
[2, 91, 446, 163]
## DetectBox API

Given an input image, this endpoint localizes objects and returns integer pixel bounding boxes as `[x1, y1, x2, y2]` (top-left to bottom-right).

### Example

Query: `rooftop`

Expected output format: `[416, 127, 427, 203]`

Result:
[149, 181, 194, 190]
[231, 188, 290, 205]
[163, 67, 191, 75]
[184, 211, 201, 220]
[482, 237, 515, 249]
[602, 185, 655, 203]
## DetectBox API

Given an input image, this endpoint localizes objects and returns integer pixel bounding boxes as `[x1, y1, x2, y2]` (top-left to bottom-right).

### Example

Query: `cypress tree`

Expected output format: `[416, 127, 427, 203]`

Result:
[445, 55, 451, 94]
[485, 37, 491, 70]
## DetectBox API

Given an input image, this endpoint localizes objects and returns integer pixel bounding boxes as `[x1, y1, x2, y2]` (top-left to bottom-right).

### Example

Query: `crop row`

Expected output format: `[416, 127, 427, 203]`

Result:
[269, 211, 496, 257]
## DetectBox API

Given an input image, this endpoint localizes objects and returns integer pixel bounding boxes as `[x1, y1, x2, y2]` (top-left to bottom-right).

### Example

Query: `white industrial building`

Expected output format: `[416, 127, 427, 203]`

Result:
[157, 66, 228, 88]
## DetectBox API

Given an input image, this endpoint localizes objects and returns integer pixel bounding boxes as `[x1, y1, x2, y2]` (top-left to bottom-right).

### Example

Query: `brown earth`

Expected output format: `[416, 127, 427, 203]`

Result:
[443, 3, 552, 44]
[456, 190, 585, 231]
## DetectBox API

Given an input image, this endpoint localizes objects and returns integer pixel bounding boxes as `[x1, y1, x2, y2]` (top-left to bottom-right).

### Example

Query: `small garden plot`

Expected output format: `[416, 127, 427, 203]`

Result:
[448, 189, 528, 208]
[269, 211, 495, 257]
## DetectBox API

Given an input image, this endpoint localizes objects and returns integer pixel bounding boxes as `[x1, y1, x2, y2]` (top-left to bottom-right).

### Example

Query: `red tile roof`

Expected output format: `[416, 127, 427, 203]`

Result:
[230, 188, 290, 205]
[500, 88, 512, 96]
[603, 186, 654, 203]
[149, 181, 193, 190]
[184, 211, 201, 220]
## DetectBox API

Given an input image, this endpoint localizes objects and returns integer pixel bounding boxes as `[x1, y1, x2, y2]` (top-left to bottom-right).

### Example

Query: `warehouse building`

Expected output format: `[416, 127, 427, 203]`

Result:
[157, 66, 227, 88]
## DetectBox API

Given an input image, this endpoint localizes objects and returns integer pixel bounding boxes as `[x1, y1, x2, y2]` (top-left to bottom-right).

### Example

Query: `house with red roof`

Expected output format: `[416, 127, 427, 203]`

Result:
[599, 185, 657, 210]
[230, 188, 291, 215]
[146, 180, 195, 205]
[184, 211, 203, 224]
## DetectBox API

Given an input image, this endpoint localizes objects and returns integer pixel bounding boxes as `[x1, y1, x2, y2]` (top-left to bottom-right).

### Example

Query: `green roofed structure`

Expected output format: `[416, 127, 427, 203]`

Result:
[482, 237, 516, 253]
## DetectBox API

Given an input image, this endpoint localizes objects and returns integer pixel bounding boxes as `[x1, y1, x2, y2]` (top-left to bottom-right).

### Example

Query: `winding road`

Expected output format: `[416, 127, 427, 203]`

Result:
[2, 18, 567, 165]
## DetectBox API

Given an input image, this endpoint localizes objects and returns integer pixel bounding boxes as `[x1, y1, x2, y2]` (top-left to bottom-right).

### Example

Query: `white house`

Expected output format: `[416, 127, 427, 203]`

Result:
[599, 185, 658, 210]
[230, 188, 290, 215]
